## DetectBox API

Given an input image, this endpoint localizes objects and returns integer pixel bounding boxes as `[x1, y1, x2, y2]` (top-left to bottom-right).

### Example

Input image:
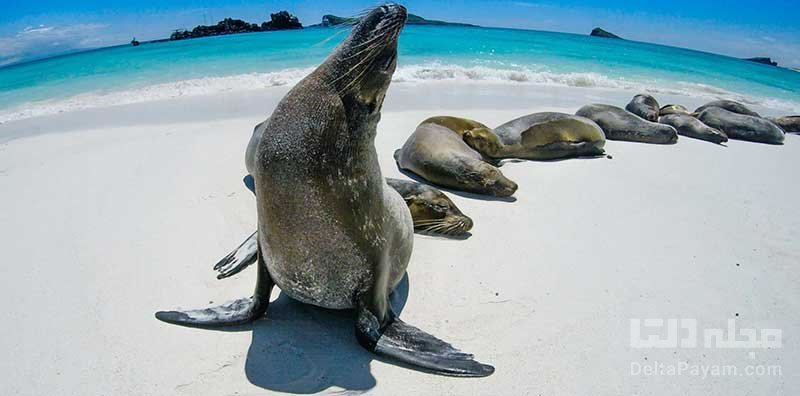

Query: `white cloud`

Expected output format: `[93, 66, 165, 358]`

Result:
[0, 23, 108, 66]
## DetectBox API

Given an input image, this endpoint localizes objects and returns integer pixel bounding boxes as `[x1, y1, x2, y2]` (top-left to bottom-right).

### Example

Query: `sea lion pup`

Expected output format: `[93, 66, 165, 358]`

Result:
[767, 116, 800, 133]
[694, 100, 761, 118]
[462, 112, 606, 160]
[156, 5, 494, 377]
[394, 118, 518, 197]
[659, 104, 689, 116]
[659, 113, 728, 144]
[575, 104, 678, 144]
[625, 94, 660, 122]
[386, 178, 474, 235]
[696, 107, 784, 145]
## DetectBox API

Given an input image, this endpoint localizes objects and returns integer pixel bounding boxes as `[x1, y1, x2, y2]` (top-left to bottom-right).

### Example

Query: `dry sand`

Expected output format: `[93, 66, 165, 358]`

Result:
[0, 83, 797, 395]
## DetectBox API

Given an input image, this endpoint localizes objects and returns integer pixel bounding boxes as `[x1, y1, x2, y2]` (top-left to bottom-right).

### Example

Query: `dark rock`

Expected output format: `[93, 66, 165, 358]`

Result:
[590, 27, 622, 39]
[744, 57, 778, 67]
[170, 11, 302, 41]
[262, 11, 302, 31]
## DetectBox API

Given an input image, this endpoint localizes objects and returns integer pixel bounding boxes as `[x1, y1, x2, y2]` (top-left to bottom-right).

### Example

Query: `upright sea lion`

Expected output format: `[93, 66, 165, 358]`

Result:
[575, 104, 678, 144]
[394, 119, 518, 197]
[462, 112, 606, 160]
[659, 104, 689, 116]
[694, 100, 761, 118]
[156, 5, 493, 377]
[625, 94, 660, 122]
[696, 107, 784, 145]
[659, 113, 728, 144]
[767, 116, 800, 134]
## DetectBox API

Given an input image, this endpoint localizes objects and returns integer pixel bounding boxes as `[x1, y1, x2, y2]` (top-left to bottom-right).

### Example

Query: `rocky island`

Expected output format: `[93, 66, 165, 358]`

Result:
[317, 13, 476, 27]
[744, 57, 778, 67]
[170, 11, 302, 41]
[590, 27, 622, 39]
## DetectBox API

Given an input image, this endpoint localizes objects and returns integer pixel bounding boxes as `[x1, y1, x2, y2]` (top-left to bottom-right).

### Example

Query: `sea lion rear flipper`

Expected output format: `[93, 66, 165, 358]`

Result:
[355, 303, 494, 377]
[213, 231, 258, 279]
[155, 247, 273, 327]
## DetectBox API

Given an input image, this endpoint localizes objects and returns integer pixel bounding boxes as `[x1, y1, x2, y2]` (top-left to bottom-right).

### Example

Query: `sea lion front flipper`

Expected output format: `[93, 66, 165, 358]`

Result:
[155, 247, 273, 327]
[355, 303, 494, 377]
[213, 231, 258, 279]
[243, 174, 256, 194]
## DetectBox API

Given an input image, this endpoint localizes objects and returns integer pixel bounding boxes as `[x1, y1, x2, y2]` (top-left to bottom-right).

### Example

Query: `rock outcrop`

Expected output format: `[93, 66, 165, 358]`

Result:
[170, 11, 302, 41]
[744, 57, 778, 67]
[590, 27, 622, 39]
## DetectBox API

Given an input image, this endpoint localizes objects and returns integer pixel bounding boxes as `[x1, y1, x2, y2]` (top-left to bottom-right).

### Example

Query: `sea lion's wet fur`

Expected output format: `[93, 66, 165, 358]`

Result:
[464, 112, 606, 160]
[394, 118, 518, 197]
[659, 113, 728, 144]
[576, 104, 678, 144]
[626, 94, 660, 122]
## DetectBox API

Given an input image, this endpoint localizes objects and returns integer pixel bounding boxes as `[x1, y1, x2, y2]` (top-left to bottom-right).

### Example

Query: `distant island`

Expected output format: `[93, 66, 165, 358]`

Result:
[590, 27, 622, 39]
[169, 11, 302, 41]
[315, 13, 476, 27]
[744, 57, 778, 67]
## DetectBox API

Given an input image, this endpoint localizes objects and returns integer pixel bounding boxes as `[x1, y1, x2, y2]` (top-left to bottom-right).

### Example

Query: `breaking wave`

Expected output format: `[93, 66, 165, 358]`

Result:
[1, 63, 798, 123]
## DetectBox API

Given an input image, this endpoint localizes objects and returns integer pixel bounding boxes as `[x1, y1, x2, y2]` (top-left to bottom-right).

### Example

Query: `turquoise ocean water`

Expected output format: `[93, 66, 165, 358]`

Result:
[1, 25, 798, 121]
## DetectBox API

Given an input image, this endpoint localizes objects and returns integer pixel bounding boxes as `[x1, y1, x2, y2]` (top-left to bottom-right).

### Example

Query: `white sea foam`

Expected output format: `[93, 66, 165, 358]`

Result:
[1, 63, 798, 123]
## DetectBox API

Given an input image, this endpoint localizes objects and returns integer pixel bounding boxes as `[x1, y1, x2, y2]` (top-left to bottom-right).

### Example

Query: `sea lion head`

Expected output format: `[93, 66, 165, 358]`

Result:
[321, 4, 407, 119]
[470, 162, 518, 197]
[463, 127, 503, 157]
[404, 189, 474, 235]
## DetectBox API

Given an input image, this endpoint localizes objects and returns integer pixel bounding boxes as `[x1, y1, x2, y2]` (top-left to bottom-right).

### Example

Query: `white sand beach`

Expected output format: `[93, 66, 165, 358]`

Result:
[0, 83, 798, 395]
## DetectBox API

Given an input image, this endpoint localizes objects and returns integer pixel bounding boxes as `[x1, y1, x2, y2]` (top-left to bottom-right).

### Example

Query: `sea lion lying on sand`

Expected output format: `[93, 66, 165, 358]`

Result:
[659, 113, 728, 144]
[575, 104, 678, 144]
[625, 94, 660, 122]
[696, 107, 784, 144]
[395, 118, 518, 197]
[659, 104, 689, 116]
[462, 112, 606, 160]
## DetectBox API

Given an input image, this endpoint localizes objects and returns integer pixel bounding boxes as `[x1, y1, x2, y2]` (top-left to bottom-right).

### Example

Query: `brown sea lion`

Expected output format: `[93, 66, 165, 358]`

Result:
[696, 107, 784, 144]
[625, 94, 661, 122]
[462, 112, 606, 160]
[575, 104, 678, 144]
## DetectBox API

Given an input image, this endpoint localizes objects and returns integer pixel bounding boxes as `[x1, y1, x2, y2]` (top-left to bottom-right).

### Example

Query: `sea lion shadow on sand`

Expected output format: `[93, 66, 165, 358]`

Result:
[395, 166, 517, 203]
[205, 276, 410, 393]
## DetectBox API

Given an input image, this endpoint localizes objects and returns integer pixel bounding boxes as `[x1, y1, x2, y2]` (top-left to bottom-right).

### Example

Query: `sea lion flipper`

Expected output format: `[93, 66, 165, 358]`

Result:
[156, 248, 273, 327]
[243, 174, 256, 194]
[213, 231, 258, 279]
[355, 305, 494, 377]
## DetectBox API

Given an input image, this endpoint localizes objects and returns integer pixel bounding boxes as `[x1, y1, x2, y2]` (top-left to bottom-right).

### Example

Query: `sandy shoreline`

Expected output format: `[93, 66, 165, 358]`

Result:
[0, 85, 797, 395]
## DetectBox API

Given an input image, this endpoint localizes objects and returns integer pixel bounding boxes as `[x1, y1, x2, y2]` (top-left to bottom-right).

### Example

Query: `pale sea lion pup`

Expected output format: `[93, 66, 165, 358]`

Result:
[659, 104, 689, 116]
[462, 112, 606, 160]
[575, 104, 678, 144]
[659, 113, 728, 144]
[156, 5, 493, 377]
[767, 116, 800, 134]
[625, 94, 660, 122]
[395, 119, 518, 197]
[694, 100, 761, 118]
[697, 107, 784, 145]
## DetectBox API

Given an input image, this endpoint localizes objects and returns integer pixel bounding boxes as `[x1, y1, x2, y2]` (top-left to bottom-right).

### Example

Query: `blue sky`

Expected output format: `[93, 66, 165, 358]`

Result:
[1, 0, 799, 67]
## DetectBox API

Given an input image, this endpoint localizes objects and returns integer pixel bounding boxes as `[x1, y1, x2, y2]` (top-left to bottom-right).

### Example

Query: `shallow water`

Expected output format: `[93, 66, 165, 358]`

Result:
[1, 25, 798, 122]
